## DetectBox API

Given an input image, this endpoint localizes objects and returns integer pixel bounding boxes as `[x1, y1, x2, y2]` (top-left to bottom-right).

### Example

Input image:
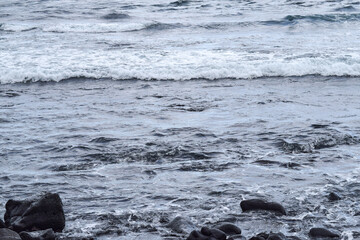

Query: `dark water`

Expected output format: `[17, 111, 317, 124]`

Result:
[1, 77, 360, 239]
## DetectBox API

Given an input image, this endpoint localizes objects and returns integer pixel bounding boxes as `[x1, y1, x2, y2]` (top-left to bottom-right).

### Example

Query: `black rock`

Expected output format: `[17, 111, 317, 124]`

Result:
[249, 237, 266, 240]
[216, 223, 241, 236]
[0, 219, 5, 228]
[4, 193, 65, 233]
[249, 232, 287, 240]
[0, 228, 22, 240]
[309, 228, 340, 238]
[256, 233, 269, 239]
[19, 229, 56, 240]
[267, 232, 287, 240]
[287, 237, 303, 240]
[186, 227, 226, 240]
[201, 227, 226, 240]
[240, 199, 286, 215]
[227, 234, 246, 240]
[328, 192, 341, 201]
[167, 216, 196, 234]
[187, 230, 209, 240]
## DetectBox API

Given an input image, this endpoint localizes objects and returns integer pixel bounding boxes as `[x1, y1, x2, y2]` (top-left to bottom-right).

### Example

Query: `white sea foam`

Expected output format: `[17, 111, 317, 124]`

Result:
[42, 22, 146, 33]
[1, 49, 360, 84]
[1, 22, 147, 33]
[1, 0, 360, 84]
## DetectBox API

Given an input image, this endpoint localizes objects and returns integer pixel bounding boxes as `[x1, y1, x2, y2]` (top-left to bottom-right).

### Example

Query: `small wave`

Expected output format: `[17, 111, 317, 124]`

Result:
[19, 22, 181, 34]
[0, 118, 11, 123]
[334, 6, 357, 12]
[284, 13, 360, 23]
[90, 137, 118, 143]
[0, 90, 21, 97]
[102, 12, 130, 20]
[42, 22, 144, 33]
[179, 161, 237, 172]
[0, 14, 10, 18]
[170, 0, 191, 7]
[120, 4, 143, 10]
[259, 13, 360, 26]
[127, 22, 185, 32]
[278, 134, 360, 153]
[2, 49, 360, 84]
[0, 23, 38, 32]
[53, 163, 98, 171]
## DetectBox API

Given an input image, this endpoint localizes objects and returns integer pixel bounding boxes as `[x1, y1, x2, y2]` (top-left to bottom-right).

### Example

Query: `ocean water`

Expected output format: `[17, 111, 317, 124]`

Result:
[1, 0, 360, 82]
[1, 1, 360, 240]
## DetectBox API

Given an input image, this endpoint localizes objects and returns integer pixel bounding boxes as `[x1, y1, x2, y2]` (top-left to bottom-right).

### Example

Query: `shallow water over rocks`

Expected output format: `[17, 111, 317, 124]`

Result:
[0, 77, 359, 239]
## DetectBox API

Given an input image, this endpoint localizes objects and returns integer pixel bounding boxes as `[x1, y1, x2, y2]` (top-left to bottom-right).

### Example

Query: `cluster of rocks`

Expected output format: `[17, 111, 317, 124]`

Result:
[176, 198, 341, 240]
[0, 193, 65, 240]
[0, 194, 342, 240]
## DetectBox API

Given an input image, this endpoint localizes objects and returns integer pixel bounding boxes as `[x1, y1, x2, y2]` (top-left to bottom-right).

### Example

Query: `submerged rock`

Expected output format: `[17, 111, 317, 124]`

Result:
[187, 230, 208, 240]
[240, 199, 286, 215]
[4, 193, 65, 233]
[216, 223, 241, 236]
[19, 229, 56, 240]
[167, 216, 196, 234]
[201, 227, 226, 240]
[309, 228, 340, 238]
[0, 228, 22, 240]
[328, 192, 341, 201]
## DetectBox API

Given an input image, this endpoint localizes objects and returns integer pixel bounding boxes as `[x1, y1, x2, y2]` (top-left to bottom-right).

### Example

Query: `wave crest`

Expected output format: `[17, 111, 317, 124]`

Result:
[2, 53, 360, 84]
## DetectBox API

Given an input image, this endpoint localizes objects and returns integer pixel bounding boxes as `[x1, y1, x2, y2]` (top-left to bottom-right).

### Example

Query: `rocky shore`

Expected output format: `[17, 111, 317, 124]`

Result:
[0, 193, 342, 240]
[0, 193, 64, 240]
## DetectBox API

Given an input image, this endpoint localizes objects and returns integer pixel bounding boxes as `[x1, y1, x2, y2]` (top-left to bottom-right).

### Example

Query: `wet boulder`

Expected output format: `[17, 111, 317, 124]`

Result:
[287, 237, 302, 240]
[267, 232, 287, 240]
[1, 219, 5, 228]
[0, 228, 22, 240]
[227, 234, 246, 240]
[4, 193, 65, 233]
[249, 232, 287, 240]
[167, 216, 196, 234]
[328, 192, 341, 201]
[249, 237, 266, 240]
[240, 199, 286, 215]
[186, 227, 226, 240]
[201, 227, 226, 240]
[19, 229, 56, 240]
[216, 223, 241, 236]
[187, 230, 209, 240]
[309, 228, 340, 238]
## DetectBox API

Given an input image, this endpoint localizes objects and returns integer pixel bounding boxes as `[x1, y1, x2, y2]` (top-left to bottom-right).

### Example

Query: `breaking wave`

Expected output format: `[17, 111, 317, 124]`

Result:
[1, 53, 360, 84]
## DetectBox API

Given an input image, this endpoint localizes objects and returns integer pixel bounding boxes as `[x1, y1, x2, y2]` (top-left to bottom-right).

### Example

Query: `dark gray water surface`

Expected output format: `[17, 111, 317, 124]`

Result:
[1, 77, 360, 239]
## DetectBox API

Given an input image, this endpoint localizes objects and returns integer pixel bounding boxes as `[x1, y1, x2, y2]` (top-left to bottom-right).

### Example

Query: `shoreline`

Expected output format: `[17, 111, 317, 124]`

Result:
[1, 77, 359, 239]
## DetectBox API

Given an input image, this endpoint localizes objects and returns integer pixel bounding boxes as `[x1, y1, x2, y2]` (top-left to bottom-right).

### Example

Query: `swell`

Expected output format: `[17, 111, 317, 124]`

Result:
[0, 22, 185, 33]
[126, 22, 185, 32]
[283, 13, 360, 23]
[2, 12, 360, 34]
